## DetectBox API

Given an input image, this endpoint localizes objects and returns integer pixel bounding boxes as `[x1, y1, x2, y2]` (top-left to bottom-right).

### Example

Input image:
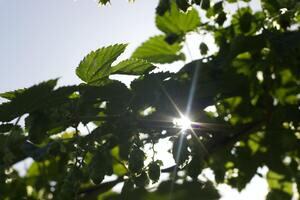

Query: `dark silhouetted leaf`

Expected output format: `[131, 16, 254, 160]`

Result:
[128, 146, 145, 174]
[199, 42, 209, 55]
[148, 161, 161, 182]
[172, 134, 190, 166]
[0, 79, 57, 122]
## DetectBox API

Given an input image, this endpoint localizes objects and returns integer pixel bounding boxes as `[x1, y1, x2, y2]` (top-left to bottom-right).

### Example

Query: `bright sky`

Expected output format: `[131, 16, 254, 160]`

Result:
[0, 0, 268, 199]
[0, 0, 159, 92]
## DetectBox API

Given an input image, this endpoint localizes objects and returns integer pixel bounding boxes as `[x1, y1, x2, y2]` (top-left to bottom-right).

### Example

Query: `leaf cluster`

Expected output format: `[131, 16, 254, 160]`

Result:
[1, 0, 299, 199]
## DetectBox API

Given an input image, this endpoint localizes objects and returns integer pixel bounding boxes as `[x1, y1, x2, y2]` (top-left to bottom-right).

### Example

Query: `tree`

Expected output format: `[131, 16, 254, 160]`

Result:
[0, 0, 299, 199]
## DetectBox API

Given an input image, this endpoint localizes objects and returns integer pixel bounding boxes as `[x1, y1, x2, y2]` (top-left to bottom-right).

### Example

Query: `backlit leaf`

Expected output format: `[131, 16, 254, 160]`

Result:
[132, 35, 185, 64]
[156, 3, 200, 35]
[111, 59, 155, 75]
[76, 44, 127, 85]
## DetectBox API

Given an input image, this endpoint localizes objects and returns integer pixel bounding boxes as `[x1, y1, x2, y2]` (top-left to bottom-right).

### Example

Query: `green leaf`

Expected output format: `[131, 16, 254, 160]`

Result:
[76, 44, 127, 85]
[134, 171, 149, 188]
[132, 35, 185, 64]
[26, 162, 40, 177]
[0, 79, 58, 122]
[89, 150, 113, 184]
[111, 146, 128, 176]
[267, 170, 293, 195]
[229, 34, 266, 59]
[0, 89, 25, 100]
[99, 0, 110, 5]
[156, 3, 200, 35]
[25, 112, 50, 144]
[111, 59, 155, 75]
[58, 167, 82, 199]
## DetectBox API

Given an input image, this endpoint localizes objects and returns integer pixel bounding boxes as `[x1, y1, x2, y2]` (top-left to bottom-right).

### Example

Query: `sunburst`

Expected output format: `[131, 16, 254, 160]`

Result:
[172, 115, 192, 131]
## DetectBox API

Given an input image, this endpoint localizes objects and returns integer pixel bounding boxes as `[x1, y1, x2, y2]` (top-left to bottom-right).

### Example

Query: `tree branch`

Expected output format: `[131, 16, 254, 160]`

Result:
[78, 177, 123, 199]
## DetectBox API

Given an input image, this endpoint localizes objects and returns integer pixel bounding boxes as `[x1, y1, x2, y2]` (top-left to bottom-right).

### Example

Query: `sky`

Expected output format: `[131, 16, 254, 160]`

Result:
[0, 0, 159, 92]
[0, 0, 268, 199]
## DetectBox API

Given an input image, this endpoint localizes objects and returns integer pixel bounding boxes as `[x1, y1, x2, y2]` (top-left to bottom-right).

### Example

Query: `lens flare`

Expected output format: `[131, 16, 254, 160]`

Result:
[172, 116, 192, 131]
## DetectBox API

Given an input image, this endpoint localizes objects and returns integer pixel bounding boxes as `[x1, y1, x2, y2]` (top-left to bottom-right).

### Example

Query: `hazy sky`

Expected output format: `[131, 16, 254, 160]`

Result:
[0, 0, 159, 92]
[0, 0, 268, 199]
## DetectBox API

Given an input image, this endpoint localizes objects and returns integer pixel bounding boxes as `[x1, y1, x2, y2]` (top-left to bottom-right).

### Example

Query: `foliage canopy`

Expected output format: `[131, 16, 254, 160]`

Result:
[0, 0, 300, 199]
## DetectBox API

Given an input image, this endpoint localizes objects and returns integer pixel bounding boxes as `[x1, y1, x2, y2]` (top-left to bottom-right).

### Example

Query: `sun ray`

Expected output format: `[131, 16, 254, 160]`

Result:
[189, 127, 209, 154]
[159, 83, 184, 117]
[186, 61, 201, 116]
[153, 67, 215, 199]
[168, 131, 186, 200]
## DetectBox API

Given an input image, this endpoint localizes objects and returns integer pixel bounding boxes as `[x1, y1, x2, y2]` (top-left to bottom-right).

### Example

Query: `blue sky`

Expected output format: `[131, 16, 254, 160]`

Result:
[0, 0, 268, 199]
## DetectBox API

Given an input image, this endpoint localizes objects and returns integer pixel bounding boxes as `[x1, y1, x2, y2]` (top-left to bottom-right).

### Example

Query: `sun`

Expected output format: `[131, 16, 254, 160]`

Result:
[172, 115, 192, 131]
